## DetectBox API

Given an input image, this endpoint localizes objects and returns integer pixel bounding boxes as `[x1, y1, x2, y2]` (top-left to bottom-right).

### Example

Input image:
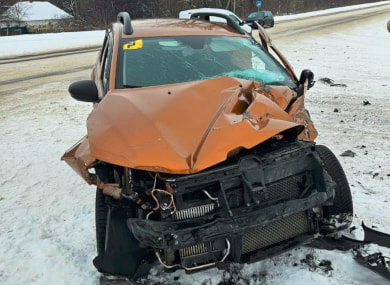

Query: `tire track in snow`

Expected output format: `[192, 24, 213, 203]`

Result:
[271, 7, 390, 40]
[0, 65, 93, 86]
[0, 47, 100, 65]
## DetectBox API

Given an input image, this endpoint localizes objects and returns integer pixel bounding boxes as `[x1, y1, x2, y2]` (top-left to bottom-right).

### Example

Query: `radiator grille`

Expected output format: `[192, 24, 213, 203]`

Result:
[174, 204, 215, 220]
[264, 174, 303, 203]
[179, 243, 209, 257]
[242, 212, 309, 254]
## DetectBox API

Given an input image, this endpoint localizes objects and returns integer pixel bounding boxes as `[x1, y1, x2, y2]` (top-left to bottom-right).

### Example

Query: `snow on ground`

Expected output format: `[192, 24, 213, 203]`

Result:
[0, 6, 390, 285]
[0, 30, 105, 58]
[274, 0, 390, 21]
[0, 1, 389, 58]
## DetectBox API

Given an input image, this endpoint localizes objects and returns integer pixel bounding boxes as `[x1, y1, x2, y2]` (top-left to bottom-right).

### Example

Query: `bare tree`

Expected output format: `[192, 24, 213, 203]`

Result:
[7, 1, 29, 27]
[61, 0, 78, 16]
[28, 0, 383, 30]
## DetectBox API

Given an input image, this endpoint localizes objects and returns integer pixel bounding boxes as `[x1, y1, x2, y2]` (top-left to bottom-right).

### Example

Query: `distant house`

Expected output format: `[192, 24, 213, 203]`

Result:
[0, 1, 73, 29]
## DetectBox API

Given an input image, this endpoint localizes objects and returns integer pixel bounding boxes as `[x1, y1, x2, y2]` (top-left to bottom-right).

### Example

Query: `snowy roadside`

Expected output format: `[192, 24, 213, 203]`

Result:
[0, 30, 105, 59]
[0, 7, 390, 285]
[0, 1, 389, 58]
[274, 0, 390, 22]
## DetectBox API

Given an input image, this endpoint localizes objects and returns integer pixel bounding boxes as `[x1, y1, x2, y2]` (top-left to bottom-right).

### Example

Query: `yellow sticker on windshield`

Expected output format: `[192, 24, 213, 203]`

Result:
[123, 39, 143, 50]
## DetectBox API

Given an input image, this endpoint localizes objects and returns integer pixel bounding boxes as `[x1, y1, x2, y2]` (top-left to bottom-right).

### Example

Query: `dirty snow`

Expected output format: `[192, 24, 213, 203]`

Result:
[1, 5, 390, 285]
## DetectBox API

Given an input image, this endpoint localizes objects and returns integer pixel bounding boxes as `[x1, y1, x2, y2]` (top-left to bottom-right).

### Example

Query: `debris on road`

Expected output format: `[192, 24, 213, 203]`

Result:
[340, 150, 356, 157]
[300, 253, 333, 275]
[318, 77, 348, 87]
[353, 249, 390, 281]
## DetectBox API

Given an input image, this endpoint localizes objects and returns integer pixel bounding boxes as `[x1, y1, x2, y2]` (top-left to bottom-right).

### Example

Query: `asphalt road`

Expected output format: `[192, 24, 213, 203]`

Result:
[0, 3, 389, 96]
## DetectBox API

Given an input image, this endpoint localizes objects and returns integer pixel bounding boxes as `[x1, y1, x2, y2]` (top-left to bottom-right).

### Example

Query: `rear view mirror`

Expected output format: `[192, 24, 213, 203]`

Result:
[69, 80, 99, 103]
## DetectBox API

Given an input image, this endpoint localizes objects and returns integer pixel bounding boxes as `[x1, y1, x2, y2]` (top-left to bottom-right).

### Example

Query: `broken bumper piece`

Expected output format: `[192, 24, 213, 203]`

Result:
[128, 190, 333, 250]
[127, 142, 336, 270]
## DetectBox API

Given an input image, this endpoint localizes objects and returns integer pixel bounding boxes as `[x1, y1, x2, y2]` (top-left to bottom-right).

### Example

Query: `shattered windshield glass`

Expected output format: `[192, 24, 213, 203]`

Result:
[117, 36, 295, 89]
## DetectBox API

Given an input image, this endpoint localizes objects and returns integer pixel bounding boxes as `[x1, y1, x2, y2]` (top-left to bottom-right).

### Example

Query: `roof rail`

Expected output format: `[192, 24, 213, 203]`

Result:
[190, 12, 245, 35]
[117, 12, 133, 35]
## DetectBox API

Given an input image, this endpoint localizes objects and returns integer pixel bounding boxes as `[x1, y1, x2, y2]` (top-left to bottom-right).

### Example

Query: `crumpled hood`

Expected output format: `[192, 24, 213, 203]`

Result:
[87, 76, 303, 174]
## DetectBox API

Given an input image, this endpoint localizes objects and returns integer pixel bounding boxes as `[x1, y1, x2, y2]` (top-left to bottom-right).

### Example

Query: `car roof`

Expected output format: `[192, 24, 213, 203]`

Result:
[119, 19, 250, 38]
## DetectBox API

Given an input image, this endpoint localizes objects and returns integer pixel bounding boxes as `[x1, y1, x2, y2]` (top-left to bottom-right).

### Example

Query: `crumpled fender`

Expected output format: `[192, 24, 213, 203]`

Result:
[288, 96, 318, 141]
[61, 136, 97, 184]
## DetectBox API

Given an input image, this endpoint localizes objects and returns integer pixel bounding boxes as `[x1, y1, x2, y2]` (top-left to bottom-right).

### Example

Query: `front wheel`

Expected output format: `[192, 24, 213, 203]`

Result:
[316, 145, 353, 232]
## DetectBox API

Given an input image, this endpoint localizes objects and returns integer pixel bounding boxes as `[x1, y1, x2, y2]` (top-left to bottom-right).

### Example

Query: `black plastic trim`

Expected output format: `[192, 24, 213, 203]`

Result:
[117, 12, 133, 35]
[128, 188, 333, 250]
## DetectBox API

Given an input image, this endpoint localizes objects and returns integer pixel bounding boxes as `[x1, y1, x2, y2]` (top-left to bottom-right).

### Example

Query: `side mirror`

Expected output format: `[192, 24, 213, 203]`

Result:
[69, 80, 99, 103]
[298, 69, 315, 96]
[299, 69, 315, 89]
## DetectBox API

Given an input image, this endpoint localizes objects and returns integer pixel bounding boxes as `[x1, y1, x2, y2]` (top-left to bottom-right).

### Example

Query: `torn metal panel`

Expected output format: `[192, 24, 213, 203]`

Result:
[61, 136, 97, 184]
[288, 96, 318, 141]
[86, 77, 305, 174]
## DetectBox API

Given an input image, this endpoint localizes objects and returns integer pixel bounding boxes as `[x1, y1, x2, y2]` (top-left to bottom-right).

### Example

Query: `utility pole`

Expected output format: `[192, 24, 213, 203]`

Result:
[233, 0, 235, 13]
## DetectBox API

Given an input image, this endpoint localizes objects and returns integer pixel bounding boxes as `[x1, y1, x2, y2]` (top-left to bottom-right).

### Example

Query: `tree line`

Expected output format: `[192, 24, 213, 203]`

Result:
[1, 0, 385, 29]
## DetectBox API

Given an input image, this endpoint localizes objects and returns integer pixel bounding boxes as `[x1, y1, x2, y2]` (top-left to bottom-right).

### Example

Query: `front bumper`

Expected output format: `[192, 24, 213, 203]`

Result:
[129, 190, 332, 250]
[128, 141, 335, 267]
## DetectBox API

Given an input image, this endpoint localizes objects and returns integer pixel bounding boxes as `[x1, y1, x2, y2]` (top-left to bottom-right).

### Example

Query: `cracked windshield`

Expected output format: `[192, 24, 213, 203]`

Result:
[119, 36, 295, 88]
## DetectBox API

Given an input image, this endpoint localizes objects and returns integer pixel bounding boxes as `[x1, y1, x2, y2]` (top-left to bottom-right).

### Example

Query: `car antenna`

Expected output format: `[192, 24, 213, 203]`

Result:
[117, 12, 133, 35]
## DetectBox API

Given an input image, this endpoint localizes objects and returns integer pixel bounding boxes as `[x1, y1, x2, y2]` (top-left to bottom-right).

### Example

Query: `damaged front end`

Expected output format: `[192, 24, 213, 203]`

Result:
[126, 141, 335, 271]
[88, 141, 338, 277]
[61, 75, 332, 278]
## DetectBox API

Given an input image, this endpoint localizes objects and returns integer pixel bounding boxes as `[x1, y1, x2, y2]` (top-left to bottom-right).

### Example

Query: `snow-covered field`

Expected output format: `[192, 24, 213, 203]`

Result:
[0, 5, 390, 285]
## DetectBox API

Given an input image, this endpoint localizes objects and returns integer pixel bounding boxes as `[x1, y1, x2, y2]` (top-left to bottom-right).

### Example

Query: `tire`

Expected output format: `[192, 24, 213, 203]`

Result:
[316, 145, 353, 231]
[95, 188, 108, 256]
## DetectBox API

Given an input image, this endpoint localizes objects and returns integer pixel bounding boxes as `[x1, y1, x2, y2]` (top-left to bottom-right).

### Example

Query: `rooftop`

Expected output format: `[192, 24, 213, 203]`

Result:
[6, 1, 72, 21]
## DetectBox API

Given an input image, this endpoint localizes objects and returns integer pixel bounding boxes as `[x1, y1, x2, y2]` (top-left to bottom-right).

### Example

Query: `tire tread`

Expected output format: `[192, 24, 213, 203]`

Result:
[316, 145, 353, 217]
[96, 188, 108, 256]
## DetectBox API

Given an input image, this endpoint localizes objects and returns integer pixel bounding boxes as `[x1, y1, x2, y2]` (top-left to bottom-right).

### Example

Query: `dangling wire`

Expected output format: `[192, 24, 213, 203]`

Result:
[151, 173, 177, 214]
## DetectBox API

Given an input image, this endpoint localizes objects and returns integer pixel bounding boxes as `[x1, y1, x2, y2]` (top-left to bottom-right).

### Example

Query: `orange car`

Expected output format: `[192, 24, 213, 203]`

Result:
[62, 12, 353, 279]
